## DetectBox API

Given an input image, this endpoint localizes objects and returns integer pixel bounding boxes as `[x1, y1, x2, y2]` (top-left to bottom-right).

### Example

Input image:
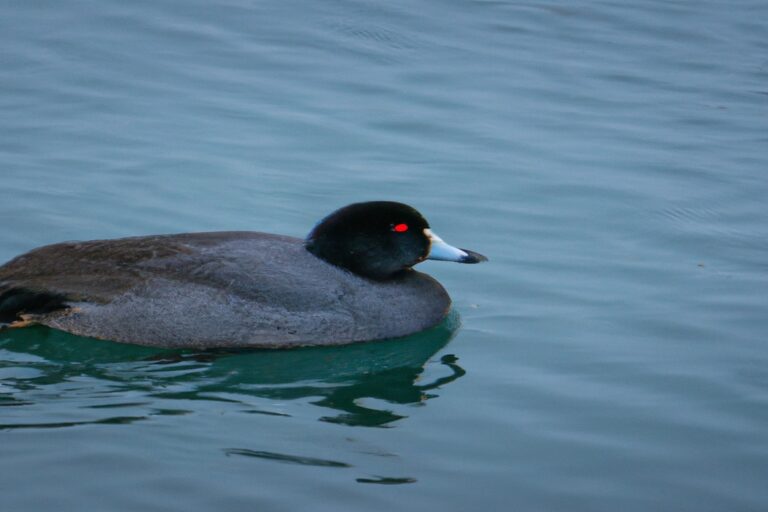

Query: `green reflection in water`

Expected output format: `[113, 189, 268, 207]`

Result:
[1, 312, 465, 428]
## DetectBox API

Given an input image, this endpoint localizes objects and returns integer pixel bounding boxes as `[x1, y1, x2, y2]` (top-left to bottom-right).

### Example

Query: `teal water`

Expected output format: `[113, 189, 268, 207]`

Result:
[2, 1, 768, 510]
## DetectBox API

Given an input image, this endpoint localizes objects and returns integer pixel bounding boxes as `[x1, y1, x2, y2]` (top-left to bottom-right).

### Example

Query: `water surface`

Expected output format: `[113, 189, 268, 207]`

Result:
[1, 1, 767, 511]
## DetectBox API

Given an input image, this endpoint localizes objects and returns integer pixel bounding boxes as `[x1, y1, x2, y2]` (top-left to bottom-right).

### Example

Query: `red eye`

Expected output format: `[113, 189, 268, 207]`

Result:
[393, 223, 409, 233]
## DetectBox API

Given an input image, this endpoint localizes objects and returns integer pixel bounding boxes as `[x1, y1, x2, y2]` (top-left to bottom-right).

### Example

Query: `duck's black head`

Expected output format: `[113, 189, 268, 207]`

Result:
[305, 201, 487, 280]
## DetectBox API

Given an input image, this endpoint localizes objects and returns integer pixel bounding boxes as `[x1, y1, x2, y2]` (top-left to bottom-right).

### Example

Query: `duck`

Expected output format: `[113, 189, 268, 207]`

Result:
[0, 201, 486, 348]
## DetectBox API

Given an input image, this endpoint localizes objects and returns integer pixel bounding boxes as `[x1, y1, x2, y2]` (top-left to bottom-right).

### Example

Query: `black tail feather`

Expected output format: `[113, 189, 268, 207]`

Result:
[0, 286, 69, 324]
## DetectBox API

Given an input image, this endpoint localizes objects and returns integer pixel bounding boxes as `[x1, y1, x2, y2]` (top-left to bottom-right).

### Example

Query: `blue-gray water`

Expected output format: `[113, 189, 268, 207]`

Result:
[1, 1, 767, 510]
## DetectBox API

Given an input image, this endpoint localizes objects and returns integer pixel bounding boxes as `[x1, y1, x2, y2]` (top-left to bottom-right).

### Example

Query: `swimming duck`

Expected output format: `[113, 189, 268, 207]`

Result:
[0, 201, 486, 348]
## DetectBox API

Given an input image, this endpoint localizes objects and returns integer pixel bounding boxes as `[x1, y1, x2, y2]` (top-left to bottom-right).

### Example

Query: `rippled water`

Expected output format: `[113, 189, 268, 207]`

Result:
[2, 1, 767, 510]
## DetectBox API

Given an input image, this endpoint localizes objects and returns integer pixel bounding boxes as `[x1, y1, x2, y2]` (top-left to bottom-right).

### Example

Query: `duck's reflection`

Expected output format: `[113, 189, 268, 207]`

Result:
[0, 313, 465, 428]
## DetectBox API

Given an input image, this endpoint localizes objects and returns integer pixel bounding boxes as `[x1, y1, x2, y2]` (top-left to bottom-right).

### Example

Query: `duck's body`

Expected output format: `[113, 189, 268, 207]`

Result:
[0, 231, 449, 348]
[0, 202, 486, 348]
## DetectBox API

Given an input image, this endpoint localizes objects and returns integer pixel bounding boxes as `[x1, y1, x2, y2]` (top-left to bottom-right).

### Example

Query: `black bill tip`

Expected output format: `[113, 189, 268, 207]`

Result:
[458, 249, 488, 264]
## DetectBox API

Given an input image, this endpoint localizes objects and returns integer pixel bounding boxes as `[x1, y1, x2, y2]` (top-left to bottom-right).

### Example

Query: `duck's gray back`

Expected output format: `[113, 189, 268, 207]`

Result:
[0, 232, 450, 348]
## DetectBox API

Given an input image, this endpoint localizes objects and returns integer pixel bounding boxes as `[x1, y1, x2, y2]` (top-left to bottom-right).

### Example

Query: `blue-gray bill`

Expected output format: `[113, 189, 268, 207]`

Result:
[425, 229, 488, 264]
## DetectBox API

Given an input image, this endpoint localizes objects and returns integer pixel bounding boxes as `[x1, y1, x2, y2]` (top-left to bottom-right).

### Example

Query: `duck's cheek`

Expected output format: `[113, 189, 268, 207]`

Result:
[411, 235, 432, 265]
